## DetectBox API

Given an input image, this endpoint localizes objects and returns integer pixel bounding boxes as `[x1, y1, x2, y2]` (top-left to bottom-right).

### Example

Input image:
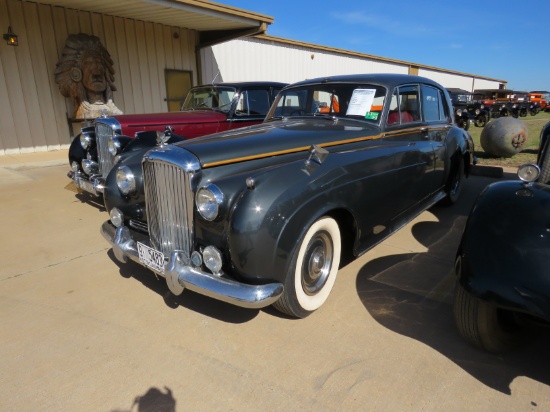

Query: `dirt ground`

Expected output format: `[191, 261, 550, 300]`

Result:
[0, 158, 549, 411]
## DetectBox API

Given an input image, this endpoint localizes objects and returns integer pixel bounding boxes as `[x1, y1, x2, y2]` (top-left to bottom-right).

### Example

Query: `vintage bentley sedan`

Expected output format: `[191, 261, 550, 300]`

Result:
[453, 124, 550, 352]
[67, 81, 286, 196]
[101, 74, 475, 318]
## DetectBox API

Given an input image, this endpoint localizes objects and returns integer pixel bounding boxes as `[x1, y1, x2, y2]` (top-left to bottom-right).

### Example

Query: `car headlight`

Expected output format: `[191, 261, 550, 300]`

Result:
[480, 104, 484, 109]
[475, 109, 480, 115]
[116, 166, 136, 195]
[517, 163, 540, 183]
[80, 133, 93, 150]
[196, 184, 224, 221]
[108, 137, 121, 156]
[456, 109, 463, 116]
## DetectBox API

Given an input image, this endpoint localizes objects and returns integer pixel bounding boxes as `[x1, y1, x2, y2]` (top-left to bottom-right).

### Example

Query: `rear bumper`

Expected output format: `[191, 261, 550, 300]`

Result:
[101, 221, 284, 309]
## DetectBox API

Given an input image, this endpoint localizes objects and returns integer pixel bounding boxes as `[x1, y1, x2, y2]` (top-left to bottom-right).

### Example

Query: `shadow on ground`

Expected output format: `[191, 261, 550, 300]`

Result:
[107, 249, 259, 323]
[355, 169, 550, 394]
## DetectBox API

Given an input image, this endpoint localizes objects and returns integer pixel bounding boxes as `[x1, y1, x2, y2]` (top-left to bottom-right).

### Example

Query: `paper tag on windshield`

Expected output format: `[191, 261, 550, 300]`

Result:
[346, 89, 376, 116]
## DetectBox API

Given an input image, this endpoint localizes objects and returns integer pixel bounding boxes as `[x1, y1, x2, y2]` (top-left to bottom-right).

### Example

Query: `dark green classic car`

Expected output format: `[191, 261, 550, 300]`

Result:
[101, 73, 475, 318]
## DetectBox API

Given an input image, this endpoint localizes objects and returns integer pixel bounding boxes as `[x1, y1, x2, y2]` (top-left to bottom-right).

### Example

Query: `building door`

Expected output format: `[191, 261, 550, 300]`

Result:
[165, 70, 193, 111]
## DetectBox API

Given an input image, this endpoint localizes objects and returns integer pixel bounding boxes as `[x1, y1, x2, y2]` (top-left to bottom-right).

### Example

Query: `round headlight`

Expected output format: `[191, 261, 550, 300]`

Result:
[80, 133, 93, 150]
[480, 104, 484, 109]
[196, 184, 224, 221]
[110, 208, 124, 228]
[475, 109, 480, 115]
[108, 137, 121, 156]
[203, 246, 223, 274]
[116, 166, 136, 195]
[456, 109, 463, 116]
[517, 163, 540, 183]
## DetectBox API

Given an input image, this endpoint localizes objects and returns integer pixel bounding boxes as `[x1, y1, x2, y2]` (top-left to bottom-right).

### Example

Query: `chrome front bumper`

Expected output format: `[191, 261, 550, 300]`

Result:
[101, 221, 284, 309]
[67, 171, 105, 197]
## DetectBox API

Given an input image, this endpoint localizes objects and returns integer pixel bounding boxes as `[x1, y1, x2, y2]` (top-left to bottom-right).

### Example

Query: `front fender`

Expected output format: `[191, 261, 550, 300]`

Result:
[226, 159, 356, 284]
[68, 126, 95, 167]
[457, 180, 550, 321]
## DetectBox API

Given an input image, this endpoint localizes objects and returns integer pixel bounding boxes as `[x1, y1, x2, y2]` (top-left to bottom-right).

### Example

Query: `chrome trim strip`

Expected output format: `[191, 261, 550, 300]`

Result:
[101, 221, 283, 309]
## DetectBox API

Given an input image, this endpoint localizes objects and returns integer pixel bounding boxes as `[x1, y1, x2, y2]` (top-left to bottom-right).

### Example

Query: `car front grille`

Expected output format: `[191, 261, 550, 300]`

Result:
[143, 158, 195, 259]
[95, 122, 116, 178]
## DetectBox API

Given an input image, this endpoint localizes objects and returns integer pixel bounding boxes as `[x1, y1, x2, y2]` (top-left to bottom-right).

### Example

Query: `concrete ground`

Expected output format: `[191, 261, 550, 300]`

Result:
[0, 150, 549, 411]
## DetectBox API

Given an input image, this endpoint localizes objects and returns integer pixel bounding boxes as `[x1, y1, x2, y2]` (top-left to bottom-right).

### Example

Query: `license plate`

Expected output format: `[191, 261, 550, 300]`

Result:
[137, 242, 165, 274]
[76, 177, 94, 194]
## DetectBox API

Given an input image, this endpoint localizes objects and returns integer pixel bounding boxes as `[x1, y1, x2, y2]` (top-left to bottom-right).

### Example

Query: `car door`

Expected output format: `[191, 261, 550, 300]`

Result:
[420, 84, 450, 191]
[383, 84, 436, 213]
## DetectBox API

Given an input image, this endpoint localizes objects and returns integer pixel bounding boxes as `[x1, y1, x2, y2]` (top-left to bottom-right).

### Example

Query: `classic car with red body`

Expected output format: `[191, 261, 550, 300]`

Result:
[101, 73, 475, 318]
[67, 81, 286, 196]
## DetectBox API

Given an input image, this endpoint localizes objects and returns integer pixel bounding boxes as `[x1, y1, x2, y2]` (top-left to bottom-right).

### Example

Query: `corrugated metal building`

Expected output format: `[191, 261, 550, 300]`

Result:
[200, 35, 504, 91]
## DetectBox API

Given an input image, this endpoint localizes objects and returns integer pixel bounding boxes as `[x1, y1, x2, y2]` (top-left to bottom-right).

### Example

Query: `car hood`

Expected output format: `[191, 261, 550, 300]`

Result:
[116, 110, 226, 134]
[172, 118, 380, 168]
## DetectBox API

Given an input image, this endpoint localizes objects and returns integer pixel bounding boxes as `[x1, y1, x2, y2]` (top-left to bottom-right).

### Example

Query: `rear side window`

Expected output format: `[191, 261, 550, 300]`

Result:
[422, 85, 450, 122]
[387, 85, 420, 125]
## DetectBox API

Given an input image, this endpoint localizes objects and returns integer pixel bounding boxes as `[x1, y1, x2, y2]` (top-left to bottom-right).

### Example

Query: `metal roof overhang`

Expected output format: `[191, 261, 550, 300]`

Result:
[31, 0, 273, 47]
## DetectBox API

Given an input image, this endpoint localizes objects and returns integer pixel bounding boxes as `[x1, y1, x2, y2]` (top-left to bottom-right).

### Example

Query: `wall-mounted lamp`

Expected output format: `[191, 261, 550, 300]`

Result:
[3, 26, 18, 46]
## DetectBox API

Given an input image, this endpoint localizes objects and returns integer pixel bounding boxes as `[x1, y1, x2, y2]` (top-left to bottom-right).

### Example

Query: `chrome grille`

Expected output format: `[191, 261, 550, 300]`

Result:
[143, 159, 194, 259]
[95, 122, 116, 177]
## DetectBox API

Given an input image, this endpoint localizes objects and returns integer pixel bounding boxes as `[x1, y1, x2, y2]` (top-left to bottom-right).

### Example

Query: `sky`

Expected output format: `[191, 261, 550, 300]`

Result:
[220, 0, 550, 92]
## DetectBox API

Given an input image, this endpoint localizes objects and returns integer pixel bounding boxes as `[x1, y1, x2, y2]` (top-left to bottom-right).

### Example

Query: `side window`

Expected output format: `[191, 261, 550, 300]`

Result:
[236, 89, 271, 116]
[387, 85, 420, 125]
[274, 90, 306, 117]
[422, 85, 450, 122]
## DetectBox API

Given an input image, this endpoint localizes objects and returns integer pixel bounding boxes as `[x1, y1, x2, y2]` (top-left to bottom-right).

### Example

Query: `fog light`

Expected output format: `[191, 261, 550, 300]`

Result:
[110, 208, 124, 228]
[191, 251, 202, 267]
[203, 246, 222, 274]
[82, 159, 98, 175]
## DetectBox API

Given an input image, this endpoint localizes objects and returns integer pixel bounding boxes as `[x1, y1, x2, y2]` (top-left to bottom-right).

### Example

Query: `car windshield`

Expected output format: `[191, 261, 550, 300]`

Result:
[266, 83, 387, 124]
[181, 86, 236, 113]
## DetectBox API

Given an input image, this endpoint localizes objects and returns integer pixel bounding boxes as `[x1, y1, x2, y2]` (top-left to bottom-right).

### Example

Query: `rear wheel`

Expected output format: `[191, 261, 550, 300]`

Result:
[442, 159, 464, 206]
[273, 217, 341, 318]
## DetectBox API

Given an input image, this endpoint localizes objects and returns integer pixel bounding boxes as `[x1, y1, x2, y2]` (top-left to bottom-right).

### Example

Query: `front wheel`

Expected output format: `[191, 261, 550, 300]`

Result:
[539, 139, 550, 184]
[273, 217, 341, 318]
[474, 114, 487, 128]
[453, 277, 523, 353]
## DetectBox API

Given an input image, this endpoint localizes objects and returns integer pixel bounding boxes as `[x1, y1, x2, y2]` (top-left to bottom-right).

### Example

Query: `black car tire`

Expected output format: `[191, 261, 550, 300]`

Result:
[474, 115, 487, 128]
[539, 140, 550, 184]
[520, 108, 528, 117]
[273, 216, 341, 318]
[453, 278, 523, 354]
[442, 159, 464, 206]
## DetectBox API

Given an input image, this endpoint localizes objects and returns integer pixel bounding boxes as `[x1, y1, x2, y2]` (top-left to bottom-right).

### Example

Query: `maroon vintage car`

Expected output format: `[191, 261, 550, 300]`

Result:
[67, 81, 286, 196]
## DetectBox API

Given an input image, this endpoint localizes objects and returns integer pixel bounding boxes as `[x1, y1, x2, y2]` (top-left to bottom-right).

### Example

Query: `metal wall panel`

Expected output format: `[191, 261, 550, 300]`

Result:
[201, 37, 503, 97]
[202, 37, 408, 84]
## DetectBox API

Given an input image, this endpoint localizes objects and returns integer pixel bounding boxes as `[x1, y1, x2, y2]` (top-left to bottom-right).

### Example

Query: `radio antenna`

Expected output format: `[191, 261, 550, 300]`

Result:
[211, 71, 220, 84]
